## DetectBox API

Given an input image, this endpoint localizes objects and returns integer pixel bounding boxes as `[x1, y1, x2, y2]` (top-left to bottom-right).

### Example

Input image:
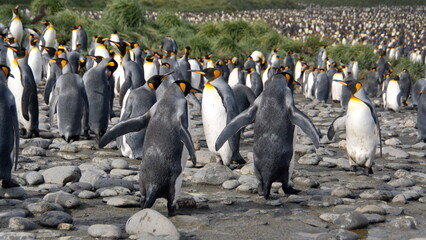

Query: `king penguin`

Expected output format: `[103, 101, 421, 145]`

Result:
[83, 58, 118, 139]
[366, 67, 380, 98]
[7, 47, 39, 138]
[117, 74, 165, 159]
[0, 65, 20, 188]
[193, 68, 245, 166]
[384, 76, 402, 112]
[99, 81, 198, 216]
[49, 58, 89, 142]
[315, 68, 330, 103]
[399, 69, 411, 105]
[331, 68, 345, 102]
[9, 5, 23, 46]
[328, 80, 382, 175]
[27, 37, 42, 85]
[411, 78, 426, 108]
[40, 20, 57, 48]
[215, 71, 321, 199]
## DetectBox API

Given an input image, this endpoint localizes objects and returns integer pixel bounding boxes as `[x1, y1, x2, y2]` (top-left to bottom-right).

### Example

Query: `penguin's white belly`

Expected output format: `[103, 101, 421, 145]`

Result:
[144, 63, 158, 80]
[306, 73, 315, 99]
[8, 74, 30, 129]
[71, 30, 77, 51]
[10, 20, 23, 44]
[44, 29, 56, 48]
[295, 62, 302, 80]
[352, 63, 359, 80]
[386, 81, 401, 112]
[246, 74, 251, 88]
[28, 48, 42, 84]
[331, 81, 343, 101]
[113, 65, 125, 96]
[346, 99, 376, 167]
[228, 69, 239, 87]
[202, 85, 232, 164]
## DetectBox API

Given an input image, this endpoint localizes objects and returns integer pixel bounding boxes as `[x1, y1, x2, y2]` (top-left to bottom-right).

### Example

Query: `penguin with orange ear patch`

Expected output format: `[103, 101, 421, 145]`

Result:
[99, 80, 198, 216]
[82, 58, 117, 139]
[215, 72, 321, 199]
[193, 68, 245, 166]
[328, 80, 382, 175]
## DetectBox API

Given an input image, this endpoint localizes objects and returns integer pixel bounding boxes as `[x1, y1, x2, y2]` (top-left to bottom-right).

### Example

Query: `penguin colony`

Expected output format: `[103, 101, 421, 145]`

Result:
[0, 5, 425, 218]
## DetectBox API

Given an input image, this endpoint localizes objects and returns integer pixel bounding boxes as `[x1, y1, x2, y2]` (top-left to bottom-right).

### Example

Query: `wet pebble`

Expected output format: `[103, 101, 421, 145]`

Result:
[78, 190, 99, 199]
[0, 187, 26, 199]
[359, 190, 393, 201]
[298, 153, 320, 165]
[384, 138, 402, 145]
[125, 209, 180, 238]
[192, 163, 238, 185]
[392, 194, 407, 204]
[387, 178, 416, 188]
[25, 171, 44, 185]
[316, 229, 360, 240]
[319, 213, 340, 223]
[240, 162, 255, 175]
[26, 201, 64, 215]
[43, 191, 80, 208]
[364, 214, 386, 224]
[79, 168, 108, 186]
[0, 209, 29, 220]
[59, 144, 79, 153]
[388, 216, 417, 229]
[222, 180, 240, 190]
[22, 146, 46, 156]
[106, 196, 140, 207]
[355, 205, 387, 215]
[294, 177, 319, 188]
[331, 187, 355, 198]
[111, 159, 129, 169]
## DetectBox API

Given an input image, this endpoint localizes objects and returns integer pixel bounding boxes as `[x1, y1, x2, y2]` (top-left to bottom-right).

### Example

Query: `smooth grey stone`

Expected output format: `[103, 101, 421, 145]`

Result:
[88, 224, 122, 239]
[359, 190, 393, 201]
[42, 166, 81, 186]
[192, 163, 238, 185]
[26, 201, 64, 215]
[22, 146, 46, 156]
[364, 214, 386, 224]
[316, 229, 360, 240]
[78, 190, 99, 199]
[94, 179, 136, 191]
[222, 180, 240, 190]
[25, 171, 44, 186]
[0, 187, 26, 199]
[39, 211, 73, 228]
[8, 217, 38, 231]
[111, 159, 129, 169]
[298, 153, 320, 165]
[334, 212, 369, 230]
[43, 191, 80, 208]
[388, 216, 417, 229]
[125, 209, 179, 238]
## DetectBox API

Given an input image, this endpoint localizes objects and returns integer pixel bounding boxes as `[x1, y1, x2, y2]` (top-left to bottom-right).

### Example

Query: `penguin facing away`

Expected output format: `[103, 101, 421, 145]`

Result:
[328, 80, 382, 175]
[49, 58, 89, 142]
[215, 72, 321, 199]
[366, 67, 380, 98]
[399, 69, 411, 105]
[99, 81, 198, 216]
[193, 68, 245, 166]
[0, 65, 20, 188]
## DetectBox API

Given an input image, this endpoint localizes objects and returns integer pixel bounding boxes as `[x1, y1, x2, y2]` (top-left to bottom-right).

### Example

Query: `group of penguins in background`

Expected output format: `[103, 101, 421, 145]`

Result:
[172, 6, 426, 64]
[1, 5, 426, 216]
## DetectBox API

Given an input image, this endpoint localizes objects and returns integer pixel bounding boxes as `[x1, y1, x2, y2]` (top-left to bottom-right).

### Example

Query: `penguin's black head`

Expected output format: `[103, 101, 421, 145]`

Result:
[106, 59, 118, 74]
[42, 46, 56, 58]
[147, 72, 173, 90]
[0, 65, 12, 79]
[190, 68, 221, 82]
[50, 58, 68, 70]
[9, 46, 27, 58]
[88, 55, 104, 64]
[335, 80, 362, 95]
[174, 80, 202, 96]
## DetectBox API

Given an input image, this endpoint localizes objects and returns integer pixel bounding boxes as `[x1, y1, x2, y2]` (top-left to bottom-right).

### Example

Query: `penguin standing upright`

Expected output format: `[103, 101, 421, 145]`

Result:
[243, 57, 263, 97]
[9, 5, 23, 46]
[49, 59, 89, 142]
[315, 69, 330, 103]
[250, 50, 265, 74]
[7, 47, 39, 137]
[27, 37, 42, 85]
[0, 65, 20, 188]
[117, 75, 164, 159]
[215, 72, 321, 199]
[348, 57, 359, 80]
[193, 68, 245, 166]
[340, 72, 355, 111]
[99, 81, 198, 216]
[176, 46, 191, 81]
[228, 58, 244, 87]
[331, 68, 345, 102]
[40, 20, 57, 48]
[328, 80, 381, 175]
[71, 25, 87, 52]
[384, 76, 402, 112]
[366, 67, 380, 98]
[399, 69, 411, 105]
[143, 55, 158, 81]
[83, 58, 117, 139]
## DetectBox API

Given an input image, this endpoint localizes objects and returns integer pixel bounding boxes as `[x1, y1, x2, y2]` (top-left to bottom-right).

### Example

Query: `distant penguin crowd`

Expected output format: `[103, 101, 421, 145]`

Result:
[0, 5, 425, 217]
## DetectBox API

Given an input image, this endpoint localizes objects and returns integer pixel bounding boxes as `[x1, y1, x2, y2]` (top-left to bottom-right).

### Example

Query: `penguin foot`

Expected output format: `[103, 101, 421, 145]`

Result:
[167, 205, 176, 217]
[20, 129, 27, 137]
[283, 186, 301, 195]
[2, 179, 20, 188]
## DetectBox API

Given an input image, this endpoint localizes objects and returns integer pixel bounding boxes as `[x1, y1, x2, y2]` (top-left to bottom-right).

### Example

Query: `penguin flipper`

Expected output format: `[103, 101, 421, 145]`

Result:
[327, 112, 347, 141]
[215, 104, 258, 151]
[44, 76, 55, 104]
[289, 107, 321, 148]
[99, 105, 156, 148]
[21, 82, 31, 121]
[11, 103, 19, 171]
[180, 124, 196, 166]
[82, 88, 90, 132]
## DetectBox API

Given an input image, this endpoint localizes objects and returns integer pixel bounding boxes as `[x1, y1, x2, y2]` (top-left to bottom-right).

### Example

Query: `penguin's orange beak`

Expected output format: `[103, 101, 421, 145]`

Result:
[334, 80, 347, 86]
